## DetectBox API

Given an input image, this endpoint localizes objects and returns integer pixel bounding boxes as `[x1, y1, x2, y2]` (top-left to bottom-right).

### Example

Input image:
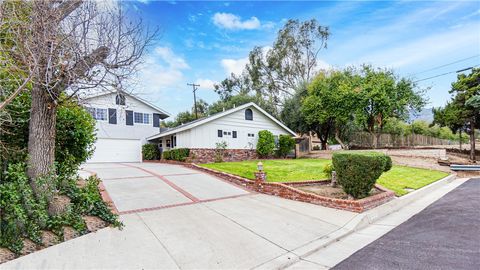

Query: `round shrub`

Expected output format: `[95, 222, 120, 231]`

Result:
[323, 163, 334, 178]
[277, 135, 296, 158]
[142, 144, 160, 160]
[332, 152, 391, 199]
[256, 130, 275, 158]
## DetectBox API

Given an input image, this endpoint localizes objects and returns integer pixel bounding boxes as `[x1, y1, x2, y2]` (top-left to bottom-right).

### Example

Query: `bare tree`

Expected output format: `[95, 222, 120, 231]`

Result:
[0, 0, 155, 197]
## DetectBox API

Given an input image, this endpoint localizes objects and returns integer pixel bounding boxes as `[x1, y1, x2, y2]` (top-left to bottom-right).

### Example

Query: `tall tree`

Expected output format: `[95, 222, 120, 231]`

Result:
[446, 68, 480, 161]
[354, 65, 425, 148]
[301, 70, 360, 149]
[215, 19, 329, 106]
[0, 0, 154, 197]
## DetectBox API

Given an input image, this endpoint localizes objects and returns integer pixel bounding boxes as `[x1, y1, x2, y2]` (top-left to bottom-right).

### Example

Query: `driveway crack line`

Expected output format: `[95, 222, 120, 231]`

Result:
[136, 213, 183, 270]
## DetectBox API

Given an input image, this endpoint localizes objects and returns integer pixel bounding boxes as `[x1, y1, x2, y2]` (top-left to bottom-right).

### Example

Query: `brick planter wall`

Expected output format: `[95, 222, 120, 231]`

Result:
[188, 148, 258, 163]
[188, 164, 395, 213]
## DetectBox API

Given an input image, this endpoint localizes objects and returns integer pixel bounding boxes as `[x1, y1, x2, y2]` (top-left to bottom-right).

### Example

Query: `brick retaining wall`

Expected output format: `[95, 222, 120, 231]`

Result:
[188, 148, 258, 163]
[186, 163, 395, 213]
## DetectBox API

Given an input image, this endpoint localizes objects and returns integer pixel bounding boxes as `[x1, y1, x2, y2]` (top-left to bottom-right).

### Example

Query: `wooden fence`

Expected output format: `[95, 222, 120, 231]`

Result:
[349, 132, 455, 148]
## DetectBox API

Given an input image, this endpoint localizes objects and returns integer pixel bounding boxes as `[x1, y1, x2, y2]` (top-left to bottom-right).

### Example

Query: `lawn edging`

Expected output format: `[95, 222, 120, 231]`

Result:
[189, 163, 395, 213]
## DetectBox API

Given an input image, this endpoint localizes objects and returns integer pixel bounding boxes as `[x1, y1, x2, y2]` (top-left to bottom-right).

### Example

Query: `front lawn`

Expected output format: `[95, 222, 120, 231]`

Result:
[200, 159, 331, 182]
[200, 159, 450, 196]
[377, 166, 449, 196]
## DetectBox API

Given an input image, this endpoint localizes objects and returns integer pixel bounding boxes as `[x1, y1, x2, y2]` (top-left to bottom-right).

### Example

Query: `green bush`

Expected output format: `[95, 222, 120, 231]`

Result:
[142, 144, 160, 160]
[277, 135, 295, 158]
[332, 152, 392, 199]
[256, 130, 275, 158]
[323, 163, 334, 178]
[162, 148, 190, 161]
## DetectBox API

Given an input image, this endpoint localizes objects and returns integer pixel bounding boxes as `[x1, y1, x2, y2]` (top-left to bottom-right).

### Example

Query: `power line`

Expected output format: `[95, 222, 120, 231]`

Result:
[410, 55, 480, 77]
[413, 64, 479, 83]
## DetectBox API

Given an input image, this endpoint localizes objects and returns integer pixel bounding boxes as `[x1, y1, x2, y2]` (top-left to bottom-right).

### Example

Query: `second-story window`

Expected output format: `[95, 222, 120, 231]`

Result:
[245, 108, 253, 120]
[87, 107, 107, 121]
[134, 112, 150, 124]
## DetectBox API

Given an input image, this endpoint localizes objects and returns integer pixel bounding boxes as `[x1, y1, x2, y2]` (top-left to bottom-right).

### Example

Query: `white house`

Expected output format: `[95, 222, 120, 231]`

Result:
[83, 91, 170, 162]
[147, 102, 296, 163]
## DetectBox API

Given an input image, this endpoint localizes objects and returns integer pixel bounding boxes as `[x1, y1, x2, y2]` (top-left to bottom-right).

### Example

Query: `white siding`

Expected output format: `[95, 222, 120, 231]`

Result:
[83, 93, 163, 144]
[160, 106, 291, 150]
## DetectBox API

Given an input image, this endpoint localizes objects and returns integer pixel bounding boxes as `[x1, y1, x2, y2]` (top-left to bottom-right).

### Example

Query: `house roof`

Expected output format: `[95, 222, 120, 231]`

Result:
[82, 90, 170, 119]
[147, 102, 297, 140]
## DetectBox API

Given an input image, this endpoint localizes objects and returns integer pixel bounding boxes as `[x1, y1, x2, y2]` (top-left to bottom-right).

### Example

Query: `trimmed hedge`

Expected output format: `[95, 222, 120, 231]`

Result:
[332, 151, 392, 199]
[142, 144, 160, 160]
[277, 135, 296, 158]
[162, 148, 190, 162]
[257, 130, 275, 158]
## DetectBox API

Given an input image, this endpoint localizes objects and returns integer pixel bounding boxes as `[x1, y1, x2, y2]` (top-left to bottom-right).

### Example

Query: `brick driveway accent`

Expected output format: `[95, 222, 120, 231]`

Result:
[80, 162, 250, 214]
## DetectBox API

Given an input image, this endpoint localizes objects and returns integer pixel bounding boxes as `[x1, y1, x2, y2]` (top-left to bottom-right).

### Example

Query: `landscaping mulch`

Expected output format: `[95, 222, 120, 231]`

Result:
[83, 215, 108, 232]
[0, 248, 16, 264]
[63, 226, 81, 241]
[41, 231, 60, 247]
[297, 184, 382, 200]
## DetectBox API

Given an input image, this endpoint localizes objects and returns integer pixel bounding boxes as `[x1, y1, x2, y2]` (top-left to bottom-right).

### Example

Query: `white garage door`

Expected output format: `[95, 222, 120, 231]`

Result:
[88, 138, 142, 163]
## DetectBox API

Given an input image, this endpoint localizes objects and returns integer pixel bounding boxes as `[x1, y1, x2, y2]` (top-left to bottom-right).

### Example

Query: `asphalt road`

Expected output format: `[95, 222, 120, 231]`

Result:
[333, 179, 480, 270]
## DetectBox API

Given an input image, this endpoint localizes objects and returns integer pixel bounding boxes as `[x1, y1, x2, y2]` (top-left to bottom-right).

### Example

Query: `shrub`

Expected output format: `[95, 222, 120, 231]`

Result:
[55, 99, 96, 176]
[332, 152, 392, 199]
[256, 130, 275, 158]
[312, 145, 320, 150]
[277, 135, 295, 158]
[142, 144, 159, 160]
[323, 163, 334, 178]
[214, 141, 228, 163]
[162, 148, 190, 161]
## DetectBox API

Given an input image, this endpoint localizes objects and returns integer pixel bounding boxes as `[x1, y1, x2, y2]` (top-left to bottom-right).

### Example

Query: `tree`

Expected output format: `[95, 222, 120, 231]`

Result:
[280, 82, 310, 135]
[215, 19, 329, 106]
[354, 65, 425, 148]
[208, 94, 278, 116]
[447, 68, 480, 161]
[302, 69, 360, 149]
[0, 0, 154, 198]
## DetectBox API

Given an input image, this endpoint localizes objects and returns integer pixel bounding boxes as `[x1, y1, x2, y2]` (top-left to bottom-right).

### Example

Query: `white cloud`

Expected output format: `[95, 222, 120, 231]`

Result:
[212, 12, 261, 30]
[195, 79, 217, 90]
[221, 57, 249, 76]
[136, 46, 189, 94]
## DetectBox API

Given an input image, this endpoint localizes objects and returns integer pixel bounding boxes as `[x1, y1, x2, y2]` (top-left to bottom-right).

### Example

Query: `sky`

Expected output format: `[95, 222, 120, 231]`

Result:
[121, 0, 480, 117]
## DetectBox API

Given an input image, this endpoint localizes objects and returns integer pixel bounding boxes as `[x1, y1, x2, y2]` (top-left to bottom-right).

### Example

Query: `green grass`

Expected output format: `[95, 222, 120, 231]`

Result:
[200, 159, 331, 182]
[200, 159, 450, 196]
[377, 166, 449, 196]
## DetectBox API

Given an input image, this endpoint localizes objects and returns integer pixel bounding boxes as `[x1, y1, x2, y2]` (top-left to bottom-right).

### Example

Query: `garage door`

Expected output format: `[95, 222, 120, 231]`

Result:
[88, 138, 142, 163]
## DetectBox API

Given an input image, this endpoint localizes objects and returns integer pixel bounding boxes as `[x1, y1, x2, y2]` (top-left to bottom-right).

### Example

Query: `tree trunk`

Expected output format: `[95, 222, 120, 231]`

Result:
[27, 85, 57, 198]
[334, 128, 347, 150]
[459, 130, 462, 150]
[320, 139, 327, 150]
[470, 120, 476, 163]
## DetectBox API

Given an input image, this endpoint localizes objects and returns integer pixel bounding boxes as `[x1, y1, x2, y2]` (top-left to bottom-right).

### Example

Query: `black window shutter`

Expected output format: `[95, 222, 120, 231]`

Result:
[153, 113, 161, 127]
[218, 130, 223, 137]
[232, 131, 237, 138]
[108, 108, 117, 124]
[126, 110, 134, 126]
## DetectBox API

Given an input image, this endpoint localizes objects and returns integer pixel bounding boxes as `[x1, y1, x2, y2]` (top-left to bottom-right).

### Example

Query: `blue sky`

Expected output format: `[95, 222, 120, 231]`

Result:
[124, 0, 480, 117]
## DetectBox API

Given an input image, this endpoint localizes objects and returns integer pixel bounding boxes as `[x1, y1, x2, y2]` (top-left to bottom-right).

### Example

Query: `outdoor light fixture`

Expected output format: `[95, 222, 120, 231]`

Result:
[257, 161, 263, 172]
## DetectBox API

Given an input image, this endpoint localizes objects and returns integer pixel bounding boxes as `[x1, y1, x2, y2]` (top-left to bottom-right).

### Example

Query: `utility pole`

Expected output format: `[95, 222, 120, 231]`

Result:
[187, 83, 200, 119]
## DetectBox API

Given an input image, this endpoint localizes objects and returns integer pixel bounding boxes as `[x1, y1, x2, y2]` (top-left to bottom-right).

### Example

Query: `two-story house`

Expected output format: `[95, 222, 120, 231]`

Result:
[83, 91, 170, 162]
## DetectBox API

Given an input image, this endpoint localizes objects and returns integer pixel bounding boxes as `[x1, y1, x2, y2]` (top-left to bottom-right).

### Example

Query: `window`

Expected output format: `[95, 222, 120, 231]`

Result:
[248, 133, 255, 137]
[166, 139, 171, 148]
[87, 107, 107, 121]
[232, 131, 237, 138]
[274, 135, 279, 147]
[245, 108, 253, 120]
[218, 130, 223, 137]
[116, 94, 126, 105]
[134, 112, 150, 124]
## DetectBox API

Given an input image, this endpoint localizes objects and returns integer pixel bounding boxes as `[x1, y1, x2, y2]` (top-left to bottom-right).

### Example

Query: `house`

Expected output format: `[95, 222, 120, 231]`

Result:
[82, 91, 170, 162]
[147, 102, 297, 163]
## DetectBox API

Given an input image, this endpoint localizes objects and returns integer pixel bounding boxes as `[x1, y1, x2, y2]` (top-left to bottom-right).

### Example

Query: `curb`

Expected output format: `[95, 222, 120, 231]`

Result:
[259, 174, 457, 269]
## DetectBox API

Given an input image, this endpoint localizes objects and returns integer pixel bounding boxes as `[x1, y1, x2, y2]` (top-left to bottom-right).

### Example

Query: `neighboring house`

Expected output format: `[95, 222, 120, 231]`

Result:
[83, 91, 170, 162]
[147, 102, 297, 163]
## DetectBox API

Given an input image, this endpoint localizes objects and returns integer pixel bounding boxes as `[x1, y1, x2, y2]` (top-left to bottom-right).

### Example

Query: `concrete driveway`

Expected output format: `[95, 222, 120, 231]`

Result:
[1, 162, 358, 270]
